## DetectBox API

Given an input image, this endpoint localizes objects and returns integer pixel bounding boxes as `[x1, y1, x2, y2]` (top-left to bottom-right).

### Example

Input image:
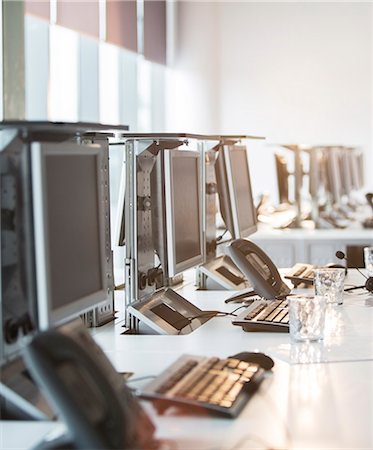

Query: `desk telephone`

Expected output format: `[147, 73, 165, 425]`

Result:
[23, 322, 159, 450]
[228, 239, 291, 300]
[227, 240, 291, 332]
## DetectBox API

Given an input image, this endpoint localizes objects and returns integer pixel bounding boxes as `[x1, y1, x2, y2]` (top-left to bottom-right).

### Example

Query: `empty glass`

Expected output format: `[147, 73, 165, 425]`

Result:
[288, 295, 326, 342]
[364, 247, 373, 277]
[314, 268, 345, 305]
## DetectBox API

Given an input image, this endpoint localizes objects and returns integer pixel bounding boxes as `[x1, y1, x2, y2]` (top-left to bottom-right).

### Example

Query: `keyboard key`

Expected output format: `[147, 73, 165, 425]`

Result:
[232, 298, 290, 332]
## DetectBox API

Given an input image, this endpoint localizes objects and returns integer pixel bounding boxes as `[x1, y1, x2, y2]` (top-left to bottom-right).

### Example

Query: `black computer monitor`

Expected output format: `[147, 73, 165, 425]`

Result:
[215, 145, 257, 239]
[164, 150, 204, 277]
[274, 153, 290, 204]
[31, 141, 108, 330]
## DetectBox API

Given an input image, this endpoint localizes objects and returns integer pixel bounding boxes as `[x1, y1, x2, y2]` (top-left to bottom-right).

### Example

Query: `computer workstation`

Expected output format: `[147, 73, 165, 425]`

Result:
[127, 145, 217, 334]
[0, 127, 277, 443]
[113, 133, 370, 336]
[1, 123, 373, 450]
[260, 144, 369, 232]
[199, 140, 259, 291]
[111, 133, 224, 334]
[0, 121, 122, 419]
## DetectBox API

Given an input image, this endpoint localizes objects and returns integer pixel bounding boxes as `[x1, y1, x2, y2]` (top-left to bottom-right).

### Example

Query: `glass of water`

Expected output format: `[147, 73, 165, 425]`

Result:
[364, 247, 373, 277]
[288, 295, 326, 342]
[314, 268, 345, 305]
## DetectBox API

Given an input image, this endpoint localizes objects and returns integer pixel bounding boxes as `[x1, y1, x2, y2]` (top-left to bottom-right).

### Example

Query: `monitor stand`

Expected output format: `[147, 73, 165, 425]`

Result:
[198, 255, 252, 290]
[0, 356, 55, 420]
[127, 288, 217, 335]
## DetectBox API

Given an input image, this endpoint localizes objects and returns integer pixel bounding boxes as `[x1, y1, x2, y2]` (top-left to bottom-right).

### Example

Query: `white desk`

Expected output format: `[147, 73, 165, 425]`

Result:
[2, 271, 373, 449]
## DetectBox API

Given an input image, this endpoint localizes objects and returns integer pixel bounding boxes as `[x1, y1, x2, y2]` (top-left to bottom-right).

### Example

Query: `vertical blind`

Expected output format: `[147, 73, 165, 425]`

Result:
[24, 1, 50, 21]
[57, 1, 99, 38]
[144, 1, 166, 65]
[25, 0, 167, 64]
[106, 0, 137, 52]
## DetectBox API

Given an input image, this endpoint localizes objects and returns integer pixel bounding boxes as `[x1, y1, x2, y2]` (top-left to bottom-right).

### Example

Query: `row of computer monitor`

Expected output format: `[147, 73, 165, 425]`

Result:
[275, 146, 364, 208]
[3, 139, 256, 345]
[163, 144, 257, 278]
[115, 144, 257, 278]
[36, 140, 363, 335]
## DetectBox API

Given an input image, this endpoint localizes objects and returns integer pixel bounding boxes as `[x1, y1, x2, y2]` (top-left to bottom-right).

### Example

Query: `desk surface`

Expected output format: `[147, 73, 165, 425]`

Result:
[2, 270, 373, 450]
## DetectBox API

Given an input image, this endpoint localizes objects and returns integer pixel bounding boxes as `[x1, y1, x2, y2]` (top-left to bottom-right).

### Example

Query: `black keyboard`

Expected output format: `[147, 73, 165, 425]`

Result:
[284, 263, 315, 286]
[138, 354, 266, 417]
[232, 298, 289, 332]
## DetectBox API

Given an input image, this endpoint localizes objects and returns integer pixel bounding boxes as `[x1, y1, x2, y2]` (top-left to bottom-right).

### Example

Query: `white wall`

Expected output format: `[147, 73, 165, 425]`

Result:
[218, 2, 372, 199]
[165, 2, 220, 133]
[170, 2, 372, 201]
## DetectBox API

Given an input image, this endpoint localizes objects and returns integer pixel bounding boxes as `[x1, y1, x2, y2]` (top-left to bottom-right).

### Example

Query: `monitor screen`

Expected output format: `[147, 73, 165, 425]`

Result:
[164, 150, 204, 277]
[32, 142, 108, 329]
[215, 145, 257, 239]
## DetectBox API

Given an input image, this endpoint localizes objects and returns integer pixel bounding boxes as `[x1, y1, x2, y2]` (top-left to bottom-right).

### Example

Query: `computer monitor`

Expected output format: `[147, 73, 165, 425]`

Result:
[325, 147, 343, 205]
[274, 153, 290, 204]
[164, 150, 204, 277]
[31, 141, 108, 330]
[339, 148, 353, 197]
[349, 149, 364, 191]
[356, 151, 365, 189]
[308, 148, 323, 199]
[215, 145, 257, 239]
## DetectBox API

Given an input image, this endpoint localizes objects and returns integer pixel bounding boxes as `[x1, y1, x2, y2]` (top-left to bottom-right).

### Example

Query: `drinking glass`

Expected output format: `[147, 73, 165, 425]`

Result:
[314, 268, 345, 305]
[288, 295, 326, 342]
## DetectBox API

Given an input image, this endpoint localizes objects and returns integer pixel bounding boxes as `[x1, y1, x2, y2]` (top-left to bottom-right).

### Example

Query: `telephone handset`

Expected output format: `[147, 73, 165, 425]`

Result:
[228, 239, 291, 300]
[23, 321, 158, 450]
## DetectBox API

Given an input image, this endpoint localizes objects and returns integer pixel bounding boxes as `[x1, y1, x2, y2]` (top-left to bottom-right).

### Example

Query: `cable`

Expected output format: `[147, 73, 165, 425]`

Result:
[174, 310, 238, 333]
[216, 229, 228, 242]
[229, 305, 247, 315]
[344, 285, 366, 292]
[355, 267, 369, 280]
[126, 375, 156, 384]
[336, 250, 369, 280]
[185, 311, 239, 321]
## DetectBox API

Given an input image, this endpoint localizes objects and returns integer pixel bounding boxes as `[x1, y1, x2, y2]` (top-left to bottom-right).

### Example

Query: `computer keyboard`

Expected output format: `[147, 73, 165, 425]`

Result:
[232, 298, 289, 332]
[284, 262, 315, 286]
[139, 354, 266, 417]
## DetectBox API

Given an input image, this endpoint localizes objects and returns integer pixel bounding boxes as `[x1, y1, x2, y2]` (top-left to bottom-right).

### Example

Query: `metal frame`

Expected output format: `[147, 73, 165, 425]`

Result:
[124, 138, 186, 328]
[121, 134, 224, 328]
